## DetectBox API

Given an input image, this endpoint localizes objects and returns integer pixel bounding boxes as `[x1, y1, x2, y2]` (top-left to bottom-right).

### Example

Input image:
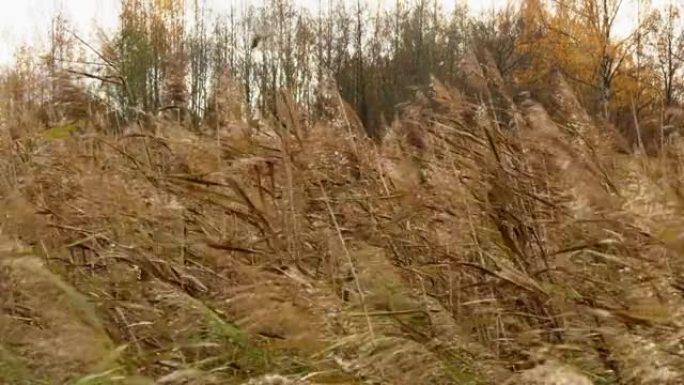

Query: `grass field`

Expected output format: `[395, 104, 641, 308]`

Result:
[2, 58, 684, 385]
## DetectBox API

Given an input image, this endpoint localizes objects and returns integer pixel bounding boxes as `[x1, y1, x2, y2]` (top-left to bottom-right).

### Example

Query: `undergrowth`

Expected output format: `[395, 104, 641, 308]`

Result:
[2, 52, 684, 385]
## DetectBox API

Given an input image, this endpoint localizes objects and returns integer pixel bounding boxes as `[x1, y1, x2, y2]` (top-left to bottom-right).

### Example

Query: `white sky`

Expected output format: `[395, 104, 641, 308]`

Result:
[0, 0, 663, 65]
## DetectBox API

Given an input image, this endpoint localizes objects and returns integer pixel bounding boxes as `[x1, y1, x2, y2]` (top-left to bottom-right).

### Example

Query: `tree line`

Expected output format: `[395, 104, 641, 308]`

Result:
[2, 0, 683, 140]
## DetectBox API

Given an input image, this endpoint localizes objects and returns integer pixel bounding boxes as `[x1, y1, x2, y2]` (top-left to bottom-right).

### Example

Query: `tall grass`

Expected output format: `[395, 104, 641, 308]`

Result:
[1, 48, 684, 385]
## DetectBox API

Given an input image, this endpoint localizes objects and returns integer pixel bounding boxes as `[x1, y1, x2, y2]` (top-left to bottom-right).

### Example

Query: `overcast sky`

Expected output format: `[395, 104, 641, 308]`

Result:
[0, 0, 657, 65]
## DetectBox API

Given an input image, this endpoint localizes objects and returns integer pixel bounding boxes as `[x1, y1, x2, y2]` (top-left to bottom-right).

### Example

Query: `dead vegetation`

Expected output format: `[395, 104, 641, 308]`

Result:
[2, 49, 684, 385]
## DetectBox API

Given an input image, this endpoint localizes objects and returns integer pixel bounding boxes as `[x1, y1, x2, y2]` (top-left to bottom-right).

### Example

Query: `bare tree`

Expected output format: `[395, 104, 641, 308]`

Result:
[651, 1, 684, 107]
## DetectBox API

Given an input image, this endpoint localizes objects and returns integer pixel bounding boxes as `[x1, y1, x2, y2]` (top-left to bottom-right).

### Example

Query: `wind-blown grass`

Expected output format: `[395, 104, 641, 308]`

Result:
[2, 50, 684, 385]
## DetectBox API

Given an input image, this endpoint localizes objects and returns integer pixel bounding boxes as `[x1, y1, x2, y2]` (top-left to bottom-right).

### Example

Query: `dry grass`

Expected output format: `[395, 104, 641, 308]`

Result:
[2, 52, 684, 385]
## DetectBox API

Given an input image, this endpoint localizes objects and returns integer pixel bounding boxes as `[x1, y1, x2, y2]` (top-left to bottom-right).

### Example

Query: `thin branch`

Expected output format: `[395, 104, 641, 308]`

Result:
[66, 28, 119, 72]
[65, 69, 123, 86]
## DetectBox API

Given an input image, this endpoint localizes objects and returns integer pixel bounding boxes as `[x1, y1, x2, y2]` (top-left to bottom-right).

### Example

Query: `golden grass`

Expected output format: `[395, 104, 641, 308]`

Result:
[2, 52, 684, 385]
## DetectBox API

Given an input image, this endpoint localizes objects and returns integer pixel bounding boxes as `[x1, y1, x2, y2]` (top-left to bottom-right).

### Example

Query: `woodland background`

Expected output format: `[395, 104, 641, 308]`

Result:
[5, 0, 682, 142]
